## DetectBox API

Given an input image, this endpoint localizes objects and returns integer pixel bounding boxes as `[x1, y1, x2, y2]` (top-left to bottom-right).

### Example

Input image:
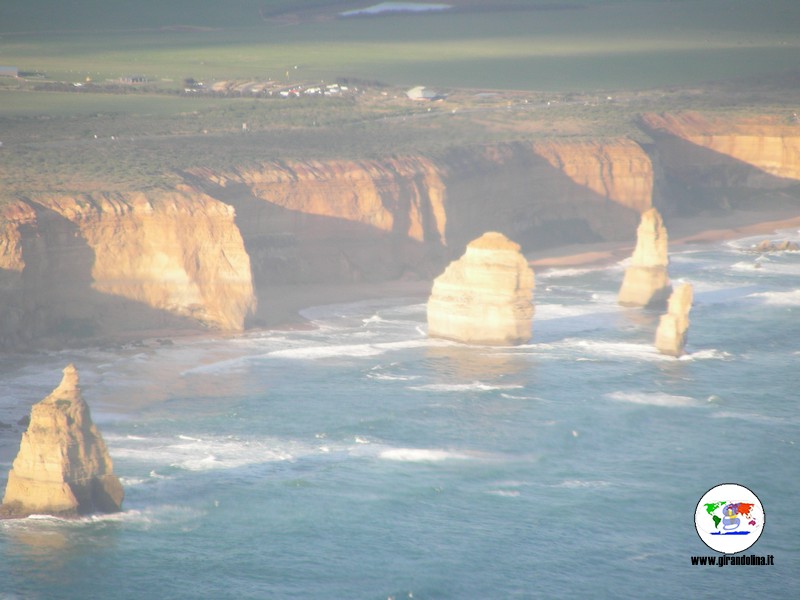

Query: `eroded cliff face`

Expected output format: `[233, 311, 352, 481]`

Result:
[532, 139, 654, 214]
[438, 141, 648, 252]
[3, 113, 797, 348]
[643, 112, 800, 182]
[0, 187, 255, 348]
[1, 364, 123, 518]
[198, 157, 448, 244]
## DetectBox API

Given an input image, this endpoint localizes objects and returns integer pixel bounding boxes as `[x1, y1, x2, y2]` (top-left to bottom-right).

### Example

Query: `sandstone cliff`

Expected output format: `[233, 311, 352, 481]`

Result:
[439, 141, 647, 252]
[0, 188, 255, 348]
[3, 117, 796, 348]
[655, 283, 693, 357]
[618, 208, 671, 307]
[197, 157, 448, 244]
[643, 112, 800, 182]
[1, 365, 123, 518]
[532, 139, 654, 214]
[427, 232, 534, 345]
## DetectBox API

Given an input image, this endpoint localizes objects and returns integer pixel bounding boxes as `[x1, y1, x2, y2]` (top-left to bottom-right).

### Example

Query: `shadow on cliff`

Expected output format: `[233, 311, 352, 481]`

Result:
[640, 124, 800, 218]
[2, 202, 200, 350]
[439, 143, 642, 258]
[187, 176, 446, 327]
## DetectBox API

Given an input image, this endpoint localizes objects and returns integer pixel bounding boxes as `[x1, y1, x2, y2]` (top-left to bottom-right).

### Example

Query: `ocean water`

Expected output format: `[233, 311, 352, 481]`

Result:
[1, 231, 798, 599]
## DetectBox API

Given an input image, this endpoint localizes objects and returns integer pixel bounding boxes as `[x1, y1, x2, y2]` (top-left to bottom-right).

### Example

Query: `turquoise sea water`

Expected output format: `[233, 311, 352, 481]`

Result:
[1, 231, 798, 599]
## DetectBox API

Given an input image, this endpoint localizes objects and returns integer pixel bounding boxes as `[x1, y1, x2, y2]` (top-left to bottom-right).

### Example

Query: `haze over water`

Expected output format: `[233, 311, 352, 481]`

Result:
[1, 231, 798, 598]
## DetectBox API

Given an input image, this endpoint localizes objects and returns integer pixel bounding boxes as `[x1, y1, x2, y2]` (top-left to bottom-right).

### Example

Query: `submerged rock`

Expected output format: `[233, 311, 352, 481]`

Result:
[426, 232, 534, 345]
[0, 365, 123, 518]
[618, 208, 671, 307]
[753, 239, 799, 253]
[655, 283, 694, 357]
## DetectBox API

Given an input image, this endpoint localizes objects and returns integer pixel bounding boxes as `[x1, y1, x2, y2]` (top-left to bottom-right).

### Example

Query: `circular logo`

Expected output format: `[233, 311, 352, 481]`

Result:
[695, 483, 765, 554]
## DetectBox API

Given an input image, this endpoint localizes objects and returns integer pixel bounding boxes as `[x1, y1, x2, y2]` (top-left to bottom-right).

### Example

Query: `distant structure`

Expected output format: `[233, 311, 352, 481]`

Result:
[655, 283, 693, 356]
[406, 86, 440, 101]
[427, 232, 534, 345]
[618, 208, 671, 307]
[0, 365, 124, 518]
[119, 75, 148, 85]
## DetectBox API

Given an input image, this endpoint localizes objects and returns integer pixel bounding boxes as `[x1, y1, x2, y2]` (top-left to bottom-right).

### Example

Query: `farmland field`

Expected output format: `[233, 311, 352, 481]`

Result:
[1, 0, 799, 91]
[1, 0, 799, 198]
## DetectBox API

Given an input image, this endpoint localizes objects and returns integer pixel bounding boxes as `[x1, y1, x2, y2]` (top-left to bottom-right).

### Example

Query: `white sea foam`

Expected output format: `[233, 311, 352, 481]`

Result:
[535, 303, 611, 321]
[500, 393, 537, 401]
[118, 476, 147, 486]
[408, 382, 523, 393]
[539, 267, 594, 279]
[487, 490, 521, 497]
[679, 349, 732, 361]
[111, 434, 300, 472]
[748, 289, 800, 306]
[559, 339, 667, 361]
[606, 391, 700, 407]
[366, 372, 420, 381]
[711, 411, 787, 424]
[732, 260, 800, 276]
[553, 480, 611, 489]
[340, 2, 452, 17]
[268, 338, 430, 360]
[378, 448, 471, 462]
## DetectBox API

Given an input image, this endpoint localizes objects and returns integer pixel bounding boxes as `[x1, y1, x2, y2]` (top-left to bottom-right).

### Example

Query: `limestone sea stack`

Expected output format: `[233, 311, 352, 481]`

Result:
[1, 365, 123, 518]
[618, 208, 671, 307]
[655, 284, 694, 357]
[427, 232, 534, 345]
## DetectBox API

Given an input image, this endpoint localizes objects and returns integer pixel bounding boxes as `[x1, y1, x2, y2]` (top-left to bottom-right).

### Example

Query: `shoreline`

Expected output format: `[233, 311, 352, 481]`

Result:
[528, 207, 800, 269]
[264, 207, 800, 329]
[2, 206, 798, 352]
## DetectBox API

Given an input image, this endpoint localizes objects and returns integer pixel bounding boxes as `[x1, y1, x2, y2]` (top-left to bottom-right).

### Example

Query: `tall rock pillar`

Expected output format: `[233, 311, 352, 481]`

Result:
[1, 365, 124, 518]
[655, 283, 694, 357]
[618, 208, 671, 307]
[426, 232, 534, 345]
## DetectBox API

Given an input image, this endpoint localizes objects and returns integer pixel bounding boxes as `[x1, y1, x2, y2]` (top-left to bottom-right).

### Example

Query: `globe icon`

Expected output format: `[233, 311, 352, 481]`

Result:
[694, 483, 765, 554]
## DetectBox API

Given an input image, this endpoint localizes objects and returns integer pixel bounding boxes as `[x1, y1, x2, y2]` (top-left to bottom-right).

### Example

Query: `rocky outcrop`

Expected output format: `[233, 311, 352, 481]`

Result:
[752, 239, 800, 253]
[197, 157, 448, 244]
[655, 284, 693, 357]
[1, 365, 123, 518]
[427, 232, 534, 345]
[0, 188, 256, 348]
[532, 139, 654, 214]
[618, 208, 671, 307]
[38, 187, 256, 330]
[643, 113, 800, 183]
[439, 141, 647, 252]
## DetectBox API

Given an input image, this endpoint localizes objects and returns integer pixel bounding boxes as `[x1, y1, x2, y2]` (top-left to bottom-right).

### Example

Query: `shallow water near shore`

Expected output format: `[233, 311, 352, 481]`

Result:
[1, 231, 798, 599]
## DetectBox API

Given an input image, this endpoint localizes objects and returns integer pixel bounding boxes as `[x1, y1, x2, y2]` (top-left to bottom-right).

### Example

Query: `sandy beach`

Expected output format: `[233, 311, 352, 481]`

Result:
[258, 206, 800, 330]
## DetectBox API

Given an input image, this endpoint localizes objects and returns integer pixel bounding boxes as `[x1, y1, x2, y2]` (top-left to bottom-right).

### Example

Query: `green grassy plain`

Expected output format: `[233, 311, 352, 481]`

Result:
[2, 1, 799, 91]
[1, 1, 798, 201]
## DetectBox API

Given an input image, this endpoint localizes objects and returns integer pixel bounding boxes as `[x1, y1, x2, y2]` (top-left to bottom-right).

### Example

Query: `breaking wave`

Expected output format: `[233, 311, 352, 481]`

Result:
[606, 391, 701, 407]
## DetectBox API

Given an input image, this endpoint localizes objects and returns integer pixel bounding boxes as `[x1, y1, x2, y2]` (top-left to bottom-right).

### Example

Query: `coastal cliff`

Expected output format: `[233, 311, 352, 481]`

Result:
[642, 112, 800, 182]
[641, 112, 800, 213]
[1, 365, 123, 518]
[0, 188, 255, 347]
[2, 114, 799, 347]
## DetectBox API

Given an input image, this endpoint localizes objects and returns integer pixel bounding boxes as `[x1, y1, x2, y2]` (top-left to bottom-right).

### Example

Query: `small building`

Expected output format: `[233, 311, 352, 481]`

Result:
[119, 75, 148, 85]
[0, 66, 19, 78]
[406, 86, 439, 101]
